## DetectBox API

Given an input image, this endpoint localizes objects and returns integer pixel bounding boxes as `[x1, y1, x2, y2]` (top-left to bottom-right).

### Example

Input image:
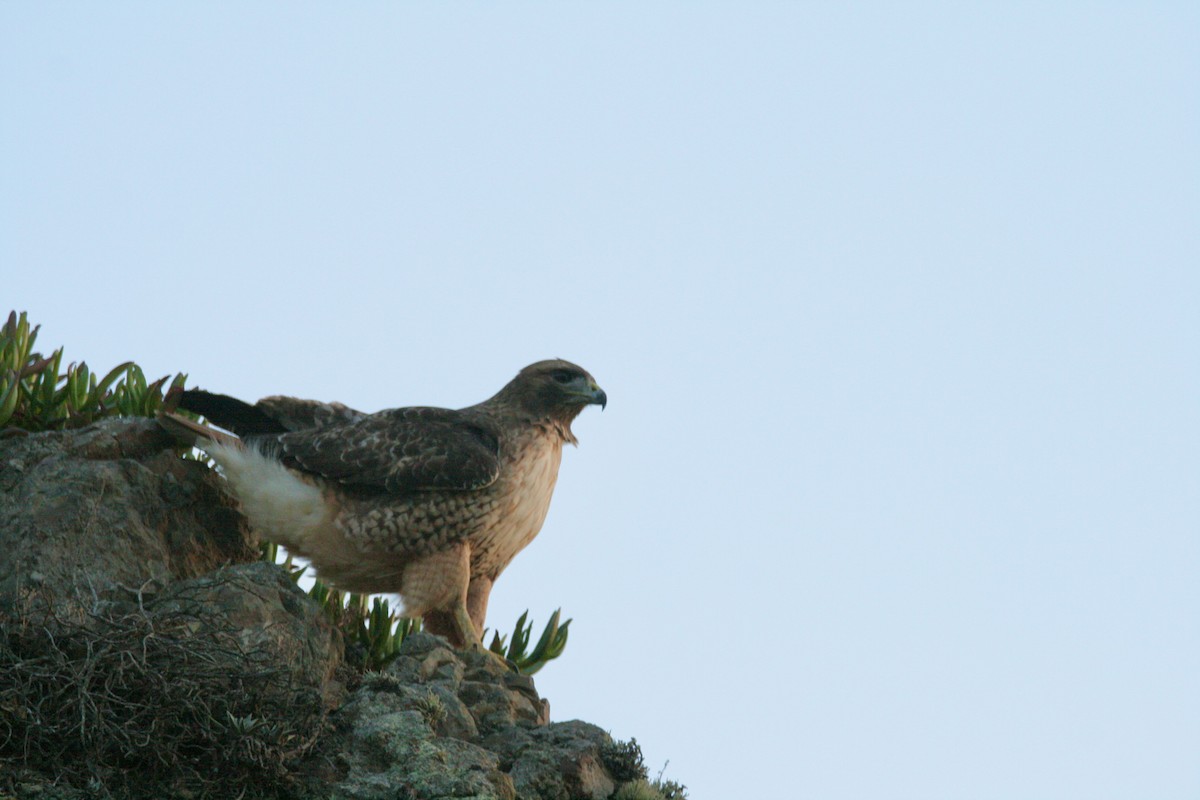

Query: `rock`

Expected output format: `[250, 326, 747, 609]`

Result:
[0, 418, 678, 800]
[492, 720, 619, 800]
[0, 418, 255, 608]
[328, 635, 627, 800]
[156, 560, 344, 699]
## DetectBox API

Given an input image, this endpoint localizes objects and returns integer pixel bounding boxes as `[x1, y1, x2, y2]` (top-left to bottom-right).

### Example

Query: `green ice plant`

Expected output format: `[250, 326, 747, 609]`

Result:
[0, 310, 186, 430]
[303, 577, 421, 669]
[487, 609, 571, 675]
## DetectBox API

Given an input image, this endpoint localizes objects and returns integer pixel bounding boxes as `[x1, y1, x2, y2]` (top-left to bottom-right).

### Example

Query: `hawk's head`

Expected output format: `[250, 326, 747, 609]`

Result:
[500, 359, 606, 427]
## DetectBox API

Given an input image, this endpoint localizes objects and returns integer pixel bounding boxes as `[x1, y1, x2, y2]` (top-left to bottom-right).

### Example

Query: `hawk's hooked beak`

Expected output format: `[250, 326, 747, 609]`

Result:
[564, 377, 606, 410]
[590, 384, 607, 410]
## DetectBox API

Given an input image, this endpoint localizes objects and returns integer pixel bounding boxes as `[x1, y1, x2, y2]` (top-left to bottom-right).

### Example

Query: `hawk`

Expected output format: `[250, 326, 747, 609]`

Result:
[159, 359, 605, 650]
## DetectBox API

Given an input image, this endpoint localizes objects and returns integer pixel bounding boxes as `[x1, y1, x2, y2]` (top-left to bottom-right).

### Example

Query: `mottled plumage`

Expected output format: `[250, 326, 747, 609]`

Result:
[160, 360, 605, 649]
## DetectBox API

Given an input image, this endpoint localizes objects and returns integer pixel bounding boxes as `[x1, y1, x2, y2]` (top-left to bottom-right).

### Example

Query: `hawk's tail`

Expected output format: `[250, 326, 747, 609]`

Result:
[176, 390, 290, 437]
[157, 411, 242, 449]
[158, 410, 328, 556]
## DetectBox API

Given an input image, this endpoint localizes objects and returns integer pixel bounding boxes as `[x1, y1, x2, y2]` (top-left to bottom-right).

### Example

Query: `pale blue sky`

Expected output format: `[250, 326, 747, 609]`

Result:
[3, 4, 1198, 798]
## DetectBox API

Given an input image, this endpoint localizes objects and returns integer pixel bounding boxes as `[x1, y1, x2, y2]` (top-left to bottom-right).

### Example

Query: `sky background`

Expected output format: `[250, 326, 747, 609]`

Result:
[3, 4, 1198, 798]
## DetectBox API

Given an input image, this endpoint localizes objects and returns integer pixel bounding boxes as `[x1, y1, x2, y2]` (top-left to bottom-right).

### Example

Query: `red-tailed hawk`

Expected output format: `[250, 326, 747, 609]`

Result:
[159, 360, 605, 650]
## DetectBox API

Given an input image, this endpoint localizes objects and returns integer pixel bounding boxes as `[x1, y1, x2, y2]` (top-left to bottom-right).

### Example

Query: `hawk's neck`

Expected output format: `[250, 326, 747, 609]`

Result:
[472, 401, 581, 446]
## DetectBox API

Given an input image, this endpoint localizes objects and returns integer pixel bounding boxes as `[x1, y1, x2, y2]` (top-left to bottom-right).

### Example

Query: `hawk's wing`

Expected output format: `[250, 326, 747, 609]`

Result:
[255, 396, 367, 431]
[254, 406, 501, 493]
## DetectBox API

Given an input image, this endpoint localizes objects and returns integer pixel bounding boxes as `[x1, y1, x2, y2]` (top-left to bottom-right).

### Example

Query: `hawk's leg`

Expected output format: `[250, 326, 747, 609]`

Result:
[410, 542, 474, 647]
[422, 597, 514, 670]
[418, 560, 514, 670]
[420, 608, 460, 645]
[452, 602, 482, 649]
[463, 585, 518, 672]
[466, 575, 493, 634]
[423, 574, 493, 646]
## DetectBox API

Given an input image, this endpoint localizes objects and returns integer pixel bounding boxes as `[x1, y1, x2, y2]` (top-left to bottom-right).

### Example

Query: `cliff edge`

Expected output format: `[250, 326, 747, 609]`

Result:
[0, 419, 680, 800]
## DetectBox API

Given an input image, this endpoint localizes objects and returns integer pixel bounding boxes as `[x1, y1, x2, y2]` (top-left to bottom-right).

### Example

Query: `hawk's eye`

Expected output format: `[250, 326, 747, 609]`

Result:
[551, 370, 575, 384]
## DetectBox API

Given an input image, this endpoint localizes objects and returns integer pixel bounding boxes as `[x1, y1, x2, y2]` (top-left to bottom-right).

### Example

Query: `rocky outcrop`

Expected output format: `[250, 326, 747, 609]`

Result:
[0, 418, 255, 606]
[330, 633, 621, 800]
[0, 420, 678, 800]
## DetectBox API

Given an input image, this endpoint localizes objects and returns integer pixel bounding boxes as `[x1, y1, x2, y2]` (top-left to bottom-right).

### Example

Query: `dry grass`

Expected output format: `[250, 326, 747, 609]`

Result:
[0, 583, 327, 799]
